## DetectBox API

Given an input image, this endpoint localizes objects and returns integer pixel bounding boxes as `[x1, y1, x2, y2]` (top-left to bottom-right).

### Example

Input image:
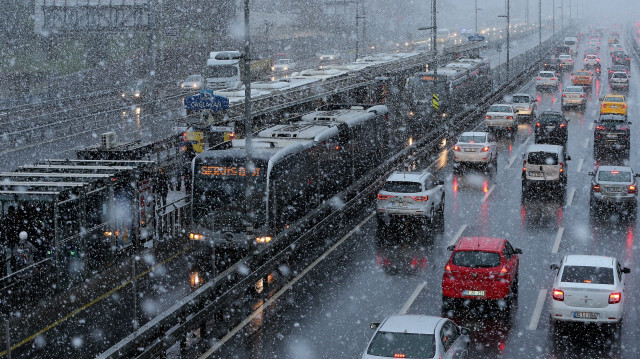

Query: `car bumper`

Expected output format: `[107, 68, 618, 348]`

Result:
[562, 98, 585, 105]
[611, 83, 628, 90]
[377, 207, 431, 218]
[592, 193, 637, 204]
[442, 278, 511, 300]
[536, 82, 557, 88]
[600, 110, 627, 116]
[454, 152, 492, 163]
[516, 109, 533, 118]
[550, 301, 623, 324]
[485, 120, 516, 128]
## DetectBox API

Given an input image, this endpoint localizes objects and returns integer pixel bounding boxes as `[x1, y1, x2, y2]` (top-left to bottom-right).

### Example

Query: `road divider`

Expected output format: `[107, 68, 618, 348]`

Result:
[576, 158, 584, 173]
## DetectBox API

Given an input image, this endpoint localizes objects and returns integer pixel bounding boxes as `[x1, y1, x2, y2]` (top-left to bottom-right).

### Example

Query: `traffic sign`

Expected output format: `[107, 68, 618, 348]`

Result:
[432, 94, 439, 110]
[468, 34, 485, 42]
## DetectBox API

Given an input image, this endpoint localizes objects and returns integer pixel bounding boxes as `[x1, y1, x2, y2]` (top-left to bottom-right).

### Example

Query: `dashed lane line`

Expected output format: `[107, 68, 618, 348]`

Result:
[482, 184, 496, 203]
[576, 158, 584, 173]
[528, 289, 548, 330]
[448, 224, 468, 247]
[506, 135, 531, 169]
[552, 226, 565, 254]
[566, 188, 576, 207]
[582, 137, 590, 149]
[400, 282, 427, 314]
[199, 212, 376, 358]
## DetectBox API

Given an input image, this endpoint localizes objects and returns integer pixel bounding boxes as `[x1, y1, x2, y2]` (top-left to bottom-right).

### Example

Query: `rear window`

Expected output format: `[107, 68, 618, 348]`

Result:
[367, 332, 435, 358]
[598, 171, 632, 182]
[538, 115, 564, 123]
[539, 72, 554, 78]
[452, 251, 501, 268]
[564, 40, 576, 45]
[458, 135, 486, 143]
[512, 96, 530, 103]
[382, 181, 422, 193]
[564, 87, 583, 93]
[561, 265, 615, 285]
[527, 152, 558, 165]
[488, 105, 512, 113]
[604, 96, 623, 102]
[612, 73, 627, 79]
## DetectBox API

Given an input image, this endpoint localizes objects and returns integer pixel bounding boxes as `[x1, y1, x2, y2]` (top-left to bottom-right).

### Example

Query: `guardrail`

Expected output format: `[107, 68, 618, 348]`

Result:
[98, 29, 570, 359]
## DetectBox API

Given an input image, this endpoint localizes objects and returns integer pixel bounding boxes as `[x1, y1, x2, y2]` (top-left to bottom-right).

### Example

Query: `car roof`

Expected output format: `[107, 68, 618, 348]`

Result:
[539, 71, 556, 74]
[386, 171, 430, 183]
[379, 315, 444, 334]
[563, 255, 615, 268]
[455, 236, 505, 252]
[459, 131, 488, 137]
[526, 144, 564, 154]
[597, 165, 633, 173]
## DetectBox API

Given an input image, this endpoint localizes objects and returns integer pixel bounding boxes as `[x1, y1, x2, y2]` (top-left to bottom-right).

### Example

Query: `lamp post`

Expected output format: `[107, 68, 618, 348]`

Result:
[499, 0, 510, 80]
[418, 0, 437, 78]
[552, 0, 555, 36]
[243, 0, 254, 237]
[538, 0, 542, 48]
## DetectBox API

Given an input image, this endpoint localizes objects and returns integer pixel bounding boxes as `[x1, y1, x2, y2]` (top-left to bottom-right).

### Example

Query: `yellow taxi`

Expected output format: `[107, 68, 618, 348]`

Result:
[599, 94, 627, 116]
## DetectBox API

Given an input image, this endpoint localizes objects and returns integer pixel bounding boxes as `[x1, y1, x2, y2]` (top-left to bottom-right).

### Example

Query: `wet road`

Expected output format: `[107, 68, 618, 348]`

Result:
[204, 32, 640, 359]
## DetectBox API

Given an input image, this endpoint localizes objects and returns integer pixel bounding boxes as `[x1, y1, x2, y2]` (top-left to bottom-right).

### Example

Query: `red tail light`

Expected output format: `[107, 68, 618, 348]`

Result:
[485, 115, 492, 119]
[481, 146, 489, 152]
[444, 264, 452, 273]
[377, 194, 394, 200]
[552, 289, 565, 301]
[411, 195, 428, 201]
[454, 145, 461, 151]
[580, 94, 585, 98]
[629, 185, 637, 194]
[602, 104, 607, 108]
[560, 123, 567, 128]
[522, 160, 527, 172]
[559, 163, 564, 173]
[551, 77, 557, 80]
[595, 125, 605, 130]
[394, 354, 406, 358]
[506, 116, 514, 120]
[562, 94, 566, 97]
[622, 104, 627, 109]
[593, 184, 601, 192]
[537, 77, 542, 80]
[609, 292, 622, 304]
[536, 122, 541, 127]
[498, 267, 508, 276]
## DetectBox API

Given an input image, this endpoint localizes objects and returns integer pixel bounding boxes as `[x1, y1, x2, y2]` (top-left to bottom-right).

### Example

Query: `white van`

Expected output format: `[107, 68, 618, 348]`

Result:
[521, 144, 571, 193]
[564, 37, 578, 54]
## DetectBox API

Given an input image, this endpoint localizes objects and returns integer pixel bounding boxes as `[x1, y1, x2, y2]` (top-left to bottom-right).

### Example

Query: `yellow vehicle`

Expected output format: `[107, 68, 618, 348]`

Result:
[571, 70, 593, 86]
[182, 129, 204, 153]
[599, 94, 627, 116]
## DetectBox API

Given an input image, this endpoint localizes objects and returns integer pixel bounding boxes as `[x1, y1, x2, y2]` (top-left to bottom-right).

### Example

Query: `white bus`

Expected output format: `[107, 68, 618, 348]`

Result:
[564, 37, 578, 54]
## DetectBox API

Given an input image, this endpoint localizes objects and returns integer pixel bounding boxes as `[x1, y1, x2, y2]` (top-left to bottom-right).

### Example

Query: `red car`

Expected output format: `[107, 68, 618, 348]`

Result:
[442, 237, 522, 308]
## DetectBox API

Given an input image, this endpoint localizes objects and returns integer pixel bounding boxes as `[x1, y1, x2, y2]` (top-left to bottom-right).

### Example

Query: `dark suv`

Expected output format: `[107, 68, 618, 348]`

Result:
[534, 111, 569, 146]
[611, 51, 631, 66]
[594, 114, 631, 155]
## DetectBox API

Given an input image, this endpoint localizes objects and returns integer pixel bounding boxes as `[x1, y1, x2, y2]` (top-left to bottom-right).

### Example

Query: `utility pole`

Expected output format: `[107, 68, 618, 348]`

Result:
[561, 0, 564, 30]
[569, 0, 572, 24]
[243, 0, 254, 239]
[538, 0, 542, 48]
[475, 0, 478, 33]
[552, 0, 555, 36]
[525, 0, 529, 30]
[499, 0, 510, 80]
[355, 3, 365, 60]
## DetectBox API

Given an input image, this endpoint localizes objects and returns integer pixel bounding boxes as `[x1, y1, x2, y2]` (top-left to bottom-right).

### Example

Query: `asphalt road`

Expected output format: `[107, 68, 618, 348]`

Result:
[200, 32, 640, 359]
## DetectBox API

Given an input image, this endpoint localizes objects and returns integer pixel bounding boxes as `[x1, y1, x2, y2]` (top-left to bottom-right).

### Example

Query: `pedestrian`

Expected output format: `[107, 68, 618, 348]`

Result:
[155, 167, 170, 207]
[180, 142, 197, 195]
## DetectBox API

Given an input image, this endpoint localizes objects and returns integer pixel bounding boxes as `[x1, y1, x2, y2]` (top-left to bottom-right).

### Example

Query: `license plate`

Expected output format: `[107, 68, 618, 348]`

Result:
[464, 148, 476, 152]
[610, 105, 619, 108]
[392, 202, 407, 207]
[529, 172, 544, 177]
[608, 187, 622, 193]
[607, 134, 618, 138]
[573, 312, 598, 319]
[463, 290, 485, 296]
[546, 126, 555, 130]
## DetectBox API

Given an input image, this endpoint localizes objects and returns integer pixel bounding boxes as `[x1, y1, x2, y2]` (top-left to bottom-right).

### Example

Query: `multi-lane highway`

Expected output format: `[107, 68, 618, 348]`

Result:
[194, 34, 640, 359]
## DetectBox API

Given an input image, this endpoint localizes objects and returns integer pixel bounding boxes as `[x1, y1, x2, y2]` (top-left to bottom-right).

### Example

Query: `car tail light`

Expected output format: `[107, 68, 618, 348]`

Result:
[609, 292, 622, 304]
[559, 163, 564, 173]
[622, 104, 627, 109]
[560, 123, 567, 128]
[602, 104, 607, 108]
[551, 77, 557, 80]
[481, 146, 489, 152]
[485, 115, 492, 119]
[537, 77, 542, 80]
[629, 185, 637, 194]
[580, 94, 585, 98]
[536, 122, 541, 127]
[444, 264, 452, 273]
[411, 196, 428, 201]
[394, 354, 406, 358]
[506, 116, 514, 120]
[552, 289, 565, 301]
[627, 57, 630, 61]
[562, 94, 566, 97]
[522, 160, 527, 172]
[498, 267, 508, 276]
[593, 184, 601, 192]
[377, 194, 394, 200]
[454, 145, 461, 151]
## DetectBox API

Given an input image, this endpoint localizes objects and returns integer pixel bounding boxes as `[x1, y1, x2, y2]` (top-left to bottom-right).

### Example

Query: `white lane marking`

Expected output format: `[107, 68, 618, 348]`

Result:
[582, 137, 590, 149]
[482, 184, 496, 203]
[199, 212, 376, 358]
[400, 281, 427, 314]
[576, 158, 584, 173]
[506, 135, 531, 169]
[589, 122, 594, 130]
[448, 224, 467, 246]
[552, 226, 565, 254]
[528, 289, 548, 330]
[566, 188, 576, 207]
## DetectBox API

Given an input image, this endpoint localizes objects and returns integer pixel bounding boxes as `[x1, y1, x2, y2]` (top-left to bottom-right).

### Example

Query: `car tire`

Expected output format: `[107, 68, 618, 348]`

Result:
[442, 295, 455, 315]
[377, 216, 386, 230]
[511, 274, 519, 296]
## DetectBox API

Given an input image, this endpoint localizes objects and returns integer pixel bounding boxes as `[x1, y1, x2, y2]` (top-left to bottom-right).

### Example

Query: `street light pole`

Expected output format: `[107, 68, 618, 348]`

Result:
[538, 0, 542, 48]
[475, 0, 478, 34]
[552, 0, 555, 36]
[243, 0, 254, 238]
[561, 0, 564, 30]
[499, 0, 510, 79]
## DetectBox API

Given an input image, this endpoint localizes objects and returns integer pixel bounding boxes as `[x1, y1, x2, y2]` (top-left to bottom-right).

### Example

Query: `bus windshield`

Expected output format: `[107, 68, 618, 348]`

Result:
[193, 159, 268, 229]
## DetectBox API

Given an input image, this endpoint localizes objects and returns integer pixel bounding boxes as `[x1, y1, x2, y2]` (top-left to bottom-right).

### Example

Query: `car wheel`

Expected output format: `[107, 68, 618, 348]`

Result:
[442, 295, 455, 314]
[377, 216, 386, 230]
[511, 274, 519, 296]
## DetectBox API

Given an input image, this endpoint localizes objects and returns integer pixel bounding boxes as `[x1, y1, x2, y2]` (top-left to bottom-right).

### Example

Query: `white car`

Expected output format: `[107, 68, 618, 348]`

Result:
[589, 166, 639, 210]
[610, 43, 624, 52]
[561, 86, 586, 109]
[376, 171, 445, 230]
[363, 315, 470, 359]
[272, 58, 296, 72]
[521, 144, 571, 192]
[319, 50, 341, 61]
[610, 71, 630, 91]
[484, 103, 517, 133]
[180, 74, 205, 90]
[453, 131, 497, 168]
[536, 71, 560, 90]
[558, 54, 574, 70]
[510, 93, 537, 121]
[550, 255, 630, 327]
[583, 54, 600, 67]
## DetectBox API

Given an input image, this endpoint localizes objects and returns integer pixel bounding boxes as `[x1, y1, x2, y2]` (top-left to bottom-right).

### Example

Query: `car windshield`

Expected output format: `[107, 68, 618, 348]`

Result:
[598, 171, 632, 182]
[458, 135, 486, 143]
[185, 75, 201, 81]
[452, 251, 501, 268]
[512, 96, 530, 103]
[564, 87, 583, 93]
[488, 105, 511, 113]
[528, 152, 558, 165]
[561, 265, 615, 285]
[367, 332, 436, 358]
[382, 181, 422, 193]
[610, 66, 626, 72]
[275, 59, 290, 64]
[538, 114, 564, 123]
[559, 55, 571, 60]
[604, 96, 623, 102]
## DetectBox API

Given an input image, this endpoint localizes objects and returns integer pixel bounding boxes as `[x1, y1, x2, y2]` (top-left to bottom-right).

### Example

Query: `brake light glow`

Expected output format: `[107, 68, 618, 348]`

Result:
[481, 146, 489, 152]
[593, 184, 601, 192]
[522, 160, 527, 172]
[411, 196, 428, 201]
[394, 354, 406, 358]
[551, 77, 557, 80]
[377, 194, 395, 200]
[485, 115, 492, 119]
[609, 292, 622, 304]
[580, 94, 585, 98]
[454, 145, 461, 151]
[537, 77, 542, 80]
[611, 171, 620, 174]
[629, 185, 637, 194]
[622, 104, 627, 109]
[552, 289, 564, 301]
[499, 267, 508, 276]
[602, 104, 607, 108]
[559, 163, 564, 173]
[536, 122, 541, 127]
[562, 94, 566, 97]
[506, 116, 514, 120]
[560, 123, 567, 128]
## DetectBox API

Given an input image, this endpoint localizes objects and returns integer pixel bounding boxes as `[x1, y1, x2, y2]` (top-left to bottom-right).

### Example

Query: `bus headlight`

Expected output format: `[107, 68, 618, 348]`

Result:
[189, 232, 205, 240]
[104, 231, 113, 237]
[255, 236, 272, 244]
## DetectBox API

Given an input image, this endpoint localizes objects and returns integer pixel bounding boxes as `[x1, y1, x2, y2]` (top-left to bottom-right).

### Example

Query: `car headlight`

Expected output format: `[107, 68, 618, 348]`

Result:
[193, 83, 198, 88]
[181, 84, 184, 88]
[134, 93, 141, 97]
[189, 233, 205, 240]
[121, 93, 125, 98]
[283, 67, 288, 71]
[271, 66, 275, 71]
[255, 236, 272, 244]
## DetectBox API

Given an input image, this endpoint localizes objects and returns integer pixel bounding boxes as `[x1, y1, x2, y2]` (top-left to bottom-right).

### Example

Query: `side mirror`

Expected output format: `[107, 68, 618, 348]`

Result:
[588, 171, 595, 176]
[446, 245, 455, 251]
[514, 248, 523, 254]
[370, 322, 380, 329]
[628, 122, 633, 125]
[635, 173, 640, 178]
[566, 156, 572, 161]
[437, 180, 444, 186]
[550, 264, 560, 270]
[460, 327, 471, 335]
[623, 267, 631, 274]
[599, 98, 604, 101]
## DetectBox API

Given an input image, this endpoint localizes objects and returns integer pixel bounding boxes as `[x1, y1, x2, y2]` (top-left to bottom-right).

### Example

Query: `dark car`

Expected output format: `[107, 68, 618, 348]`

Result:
[594, 114, 631, 155]
[608, 64, 630, 80]
[534, 111, 568, 146]
[543, 57, 560, 71]
[555, 45, 570, 56]
[611, 51, 631, 66]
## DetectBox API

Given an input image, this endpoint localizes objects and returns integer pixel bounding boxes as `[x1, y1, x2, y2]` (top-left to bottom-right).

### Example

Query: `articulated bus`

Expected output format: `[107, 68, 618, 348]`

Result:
[188, 105, 390, 255]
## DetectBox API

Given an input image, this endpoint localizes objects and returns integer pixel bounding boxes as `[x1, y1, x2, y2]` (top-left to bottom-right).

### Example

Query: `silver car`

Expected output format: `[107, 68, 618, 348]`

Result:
[561, 86, 586, 109]
[589, 165, 638, 211]
[610, 71, 630, 91]
[510, 93, 537, 122]
[363, 315, 470, 359]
